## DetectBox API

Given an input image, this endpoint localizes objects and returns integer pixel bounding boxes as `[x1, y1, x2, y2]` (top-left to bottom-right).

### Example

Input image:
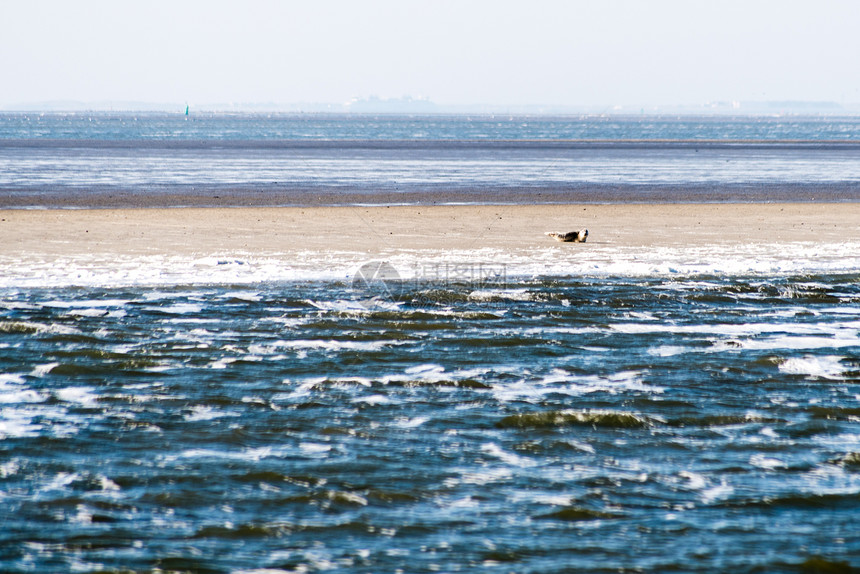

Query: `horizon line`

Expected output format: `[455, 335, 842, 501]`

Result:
[3, 98, 860, 116]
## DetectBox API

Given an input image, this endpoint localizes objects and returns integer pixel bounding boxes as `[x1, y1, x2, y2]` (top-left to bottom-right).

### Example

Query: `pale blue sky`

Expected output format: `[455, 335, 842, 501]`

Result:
[2, 0, 859, 109]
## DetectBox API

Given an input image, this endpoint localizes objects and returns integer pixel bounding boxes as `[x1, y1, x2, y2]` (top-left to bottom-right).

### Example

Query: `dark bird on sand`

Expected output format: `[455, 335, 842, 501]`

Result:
[545, 229, 588, 243]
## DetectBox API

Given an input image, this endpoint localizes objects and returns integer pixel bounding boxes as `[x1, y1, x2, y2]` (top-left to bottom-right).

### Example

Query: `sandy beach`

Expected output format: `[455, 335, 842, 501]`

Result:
[2, 203, 860, 258]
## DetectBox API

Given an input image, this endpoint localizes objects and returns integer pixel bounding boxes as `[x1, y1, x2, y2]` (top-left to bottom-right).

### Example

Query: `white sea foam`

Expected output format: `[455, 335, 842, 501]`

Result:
[648, 345, 688, 357]
[219, 291, 262, 302]
[278, 339, 397, 352]
[679, 470, 708, 490]
[184, 405, 240, 422]
[736, 335, 859, 352]
[167, 442, 333, 463]
[0, 373, 26, 386]
[0, 389, 47, 404]
[404, 364, 446, 376]
[352, 394, 391, 405]
[0, 320, 81, 335]
[55, 387, 100, 406]
[0, 460, 20, 478]
[481, 442, 536, 468]
[393, 416, 429, 428]
[208, 357, 238, 370]
[41, 472, 80, 492]
[98, 475, 122, 492]
[299, 442, 332, 454]
[447, 467, 514, 487]
[778, 356, 848, 379]
[490, 369, 660, 403]
[749, 454, 788, 470]
[1, 241, 858, 288]
[43, 299, 131, 308]
[307, 299, 404, 313]
[143, 303, 204, 315]
[0, 406, 44, 438]
[820, 307, 860, 315]
[700, 482, 735, 504]
[611, 319, 860, 354]
[468, 288, 537, 302]
[64, 308, 109, 317]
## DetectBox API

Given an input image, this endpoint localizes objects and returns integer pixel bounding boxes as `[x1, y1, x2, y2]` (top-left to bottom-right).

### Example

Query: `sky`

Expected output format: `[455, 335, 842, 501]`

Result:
[2, 0, 859, 110]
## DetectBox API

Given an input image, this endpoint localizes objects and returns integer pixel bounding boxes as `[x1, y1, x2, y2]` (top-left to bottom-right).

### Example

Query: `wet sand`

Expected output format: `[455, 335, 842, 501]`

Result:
[1, 183, 858, 210]
[3, 203, 859, 259]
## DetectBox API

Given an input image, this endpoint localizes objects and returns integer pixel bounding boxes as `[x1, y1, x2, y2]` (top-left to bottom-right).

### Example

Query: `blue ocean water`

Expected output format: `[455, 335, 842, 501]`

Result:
[1, 277, 860, 573]
[2, 114, 860, 572]
[2, 112, 860, 141]
[1, 113, 859, 207]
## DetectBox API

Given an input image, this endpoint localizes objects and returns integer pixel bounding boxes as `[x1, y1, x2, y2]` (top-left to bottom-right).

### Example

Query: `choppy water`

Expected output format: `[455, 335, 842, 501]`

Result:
[2, 113, 860, 572]
[2, 272, 860, 573]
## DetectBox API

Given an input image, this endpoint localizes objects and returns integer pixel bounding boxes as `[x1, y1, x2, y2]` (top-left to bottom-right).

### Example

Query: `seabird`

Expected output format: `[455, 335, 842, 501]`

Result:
[545, 229, 588, 243]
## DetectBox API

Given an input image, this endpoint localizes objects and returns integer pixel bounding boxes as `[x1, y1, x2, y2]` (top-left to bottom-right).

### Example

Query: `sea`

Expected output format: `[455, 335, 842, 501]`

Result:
[1, 113, 860, 573]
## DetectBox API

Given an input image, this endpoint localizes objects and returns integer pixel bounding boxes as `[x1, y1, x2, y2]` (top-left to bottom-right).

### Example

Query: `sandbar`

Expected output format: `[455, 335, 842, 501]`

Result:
[2, 203, 859, 259]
